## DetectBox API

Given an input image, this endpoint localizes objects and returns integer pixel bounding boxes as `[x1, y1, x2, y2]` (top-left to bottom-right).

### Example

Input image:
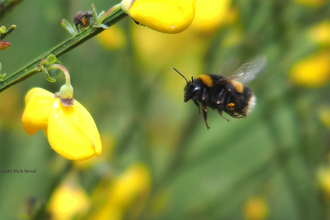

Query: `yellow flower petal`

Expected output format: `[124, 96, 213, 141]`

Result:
[192, 0, 232, 33]
[318, 167, 330, 198]
[47, 182, 90, 220]
[48, 99, 102, 161]
[289, 51, 330, 88]
[293, 0, 326, 7]
[319, 106, 330, 127]
[308, 20, 330, 46]
[90, 164, 150, 220]
[25, 87, 54, 104]
[22, 88, 55, 135]
[243, 197, 268, 220]
[128, 0, 195, 34]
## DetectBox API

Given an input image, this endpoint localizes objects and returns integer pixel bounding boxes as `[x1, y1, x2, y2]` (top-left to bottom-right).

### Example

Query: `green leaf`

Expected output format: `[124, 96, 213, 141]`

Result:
[44, 73, 56, 82]
[48, 69, 60, 79]
[46, 54, 57, 65]
[41, 67, 56, 82]
[94, 24, 109, 29]
[0, 73, 6, 81]
[0, 63, 7, 81]
[61, 19, 76, 36]
[92, 4, 98, 22]
[97, 11, 105, 24]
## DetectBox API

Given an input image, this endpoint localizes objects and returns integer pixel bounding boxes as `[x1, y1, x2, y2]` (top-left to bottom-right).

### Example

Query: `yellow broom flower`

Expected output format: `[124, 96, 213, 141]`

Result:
[22, 88, 102, 161]
[289, 51, 330, 88]
[121, 0, 195, 33]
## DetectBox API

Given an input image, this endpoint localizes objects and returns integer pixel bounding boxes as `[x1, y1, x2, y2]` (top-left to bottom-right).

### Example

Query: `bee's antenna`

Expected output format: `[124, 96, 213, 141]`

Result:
[173, 68, 189, 83]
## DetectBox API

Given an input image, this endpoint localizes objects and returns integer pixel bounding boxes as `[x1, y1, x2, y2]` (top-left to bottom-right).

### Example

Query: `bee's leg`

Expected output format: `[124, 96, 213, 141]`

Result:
[217, 106, 230, 122]
[193, 100, 200, 113]
[202, 88, 208, 101]
[202, 105, 210, 129]
[216, 89, 225, 104]
[231, 114, 246, 119]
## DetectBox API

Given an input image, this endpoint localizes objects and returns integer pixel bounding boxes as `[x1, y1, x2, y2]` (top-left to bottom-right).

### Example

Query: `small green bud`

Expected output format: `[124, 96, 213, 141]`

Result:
[59, 84, 74, 99]
[0, 26, 6, 34]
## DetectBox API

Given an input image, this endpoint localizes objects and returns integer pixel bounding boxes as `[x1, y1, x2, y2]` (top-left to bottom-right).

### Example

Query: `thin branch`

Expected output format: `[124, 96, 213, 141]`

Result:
[0, 0, 23, 22]
[0, 7, 127, 93]
[0, 24, 16, 40]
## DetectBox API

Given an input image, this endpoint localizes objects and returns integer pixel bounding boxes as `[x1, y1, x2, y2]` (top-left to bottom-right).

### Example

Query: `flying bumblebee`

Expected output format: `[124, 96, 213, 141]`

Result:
[174, 56, 267, 129]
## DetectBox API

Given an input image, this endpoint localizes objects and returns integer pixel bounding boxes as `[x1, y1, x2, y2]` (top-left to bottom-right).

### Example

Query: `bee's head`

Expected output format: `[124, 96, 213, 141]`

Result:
[174, 68, 201, 102]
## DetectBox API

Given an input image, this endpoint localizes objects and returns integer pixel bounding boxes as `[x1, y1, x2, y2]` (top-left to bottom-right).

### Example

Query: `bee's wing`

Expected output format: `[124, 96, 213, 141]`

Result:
[216, 57, 240, 76]
[225, 55, 267, 83]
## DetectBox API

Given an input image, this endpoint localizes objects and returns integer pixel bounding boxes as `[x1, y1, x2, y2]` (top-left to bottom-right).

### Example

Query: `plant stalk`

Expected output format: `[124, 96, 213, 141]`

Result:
[0, 0, 24, 22]
[0, 7, 127, 93]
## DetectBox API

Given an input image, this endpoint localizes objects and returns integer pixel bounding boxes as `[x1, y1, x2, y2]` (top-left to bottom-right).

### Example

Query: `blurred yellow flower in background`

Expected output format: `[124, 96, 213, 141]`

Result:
[0, 87, 20, 129]
[90, 164, 150, 220]
[121, 0, 195, 33]
[48, 181, 90, 220]
[243, 197, 268, 220]
[308, 20, 330, 46]
[22, 88, 102, 161]
[289, 51, 330, 88]
[192, 0, 234, 34]
[318, 167, 330, 198]
[319, 106, 330, 128]
[96, 25, 126, 50]
[293, 0, 326, 7]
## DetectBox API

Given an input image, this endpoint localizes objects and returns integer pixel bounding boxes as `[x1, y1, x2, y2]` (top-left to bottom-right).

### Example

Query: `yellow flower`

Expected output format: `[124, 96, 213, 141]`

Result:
[289, 51, 330, 88]
[318, 167, 330, 198]
[22, 88, 102, 161]
[96, 25, 126, 50]
[121, 0, 195, 34]
[293, 0, 326, 7]
[243, 197, 268, 220]
[319, 106, 330, 128]
[192, 0, 234, 34]
[90, 164, 150, 220]
[308, 20, 330, 46]
[47, 182, 90, 220]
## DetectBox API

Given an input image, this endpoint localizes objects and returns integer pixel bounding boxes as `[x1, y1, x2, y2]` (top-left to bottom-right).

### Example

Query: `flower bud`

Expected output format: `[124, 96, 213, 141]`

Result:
[0, 41, 11, 50]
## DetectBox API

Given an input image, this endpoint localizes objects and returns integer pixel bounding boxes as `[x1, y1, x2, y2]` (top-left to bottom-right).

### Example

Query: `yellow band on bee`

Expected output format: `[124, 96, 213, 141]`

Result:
[197, 75, 214, 87]
[231, 80, 243, 93]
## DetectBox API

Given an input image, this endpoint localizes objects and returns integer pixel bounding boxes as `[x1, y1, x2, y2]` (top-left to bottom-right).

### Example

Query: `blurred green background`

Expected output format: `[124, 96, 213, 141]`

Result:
[1, 0, 330, 219]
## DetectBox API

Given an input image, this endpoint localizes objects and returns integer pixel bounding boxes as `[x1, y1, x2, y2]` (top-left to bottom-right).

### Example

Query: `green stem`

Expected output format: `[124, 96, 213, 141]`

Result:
[0, 7, 127, 93]
[98, 3, 122, 24]
[0, 0, 23, 22]
[49, 64, 71, 86]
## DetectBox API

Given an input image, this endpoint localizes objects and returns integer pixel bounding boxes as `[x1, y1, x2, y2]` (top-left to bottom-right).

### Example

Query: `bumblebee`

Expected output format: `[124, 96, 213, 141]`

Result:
[174, 56, 266, 129]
